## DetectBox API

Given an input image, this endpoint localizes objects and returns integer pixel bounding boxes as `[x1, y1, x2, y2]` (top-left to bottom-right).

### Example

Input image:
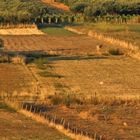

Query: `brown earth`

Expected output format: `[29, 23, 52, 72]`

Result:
[0, 64, 35, 94]
[1, 35, 122, 55]
[41, 0, 70, 11]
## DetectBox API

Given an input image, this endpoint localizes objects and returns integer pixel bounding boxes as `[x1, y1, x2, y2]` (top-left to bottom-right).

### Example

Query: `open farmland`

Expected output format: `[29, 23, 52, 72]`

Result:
[0, 64, 35, 94]
[28, 55, 140, 99]
[1, 34, 123, 55]
[0, 0, 140, 139]
[0, 103, 72, 140]
[0, 28, 44, 35]
[69, 23, 140, 47]
[0, 26, 140, 140]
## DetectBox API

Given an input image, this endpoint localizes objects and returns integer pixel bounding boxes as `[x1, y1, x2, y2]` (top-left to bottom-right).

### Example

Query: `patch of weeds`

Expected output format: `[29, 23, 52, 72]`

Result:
[0, 39, 4, 48]
[54, 83, 68, 89]
[26, 53, 46, 59]
[108, 48, 124, 55]
[0, 103, 16, 112]
[48, 94, 83, 106]
[102, 106, 114, 114]
[102, 52, 109, 56]
[38, 71, 63, 78]
[34, 58, 48, 70]
[0, 55, 10, 63]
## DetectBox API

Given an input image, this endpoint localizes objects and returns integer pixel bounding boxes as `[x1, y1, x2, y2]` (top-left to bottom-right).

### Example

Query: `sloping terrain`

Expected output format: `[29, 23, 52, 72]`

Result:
[41, 0, 69, 11]
[0, 103, 72, 140]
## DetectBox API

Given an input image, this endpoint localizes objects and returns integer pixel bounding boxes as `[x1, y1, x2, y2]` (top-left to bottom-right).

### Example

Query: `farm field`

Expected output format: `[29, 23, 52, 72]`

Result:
[0, 28, 44, 35]
[29, 55, 140, 99]
[0, 64, 35, 94]
[23, 103, 140, 140]
[69, 23, 140, 47]
[0, 26, 140, 140]
[0, 103, 72, 140]
[1, 29, 124, 55]
[0, 0, 140, 140]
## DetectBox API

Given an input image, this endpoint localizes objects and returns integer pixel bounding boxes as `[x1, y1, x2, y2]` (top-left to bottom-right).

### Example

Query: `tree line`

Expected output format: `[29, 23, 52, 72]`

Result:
[56, 0, 140, 22]
[0, 0, 69, 24]
[0, 0, 140, 24]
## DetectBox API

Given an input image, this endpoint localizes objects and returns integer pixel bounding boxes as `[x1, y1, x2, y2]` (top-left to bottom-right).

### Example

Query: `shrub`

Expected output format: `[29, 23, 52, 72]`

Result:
[0, 39, 4, 48]
[0, 55, 10, 63]
[38, 71, 63, 78]
[48, 94, 83, 106]
[108, 48, 124, 55]
[34, 58, 48, 69]
[11, 55, 27, 65]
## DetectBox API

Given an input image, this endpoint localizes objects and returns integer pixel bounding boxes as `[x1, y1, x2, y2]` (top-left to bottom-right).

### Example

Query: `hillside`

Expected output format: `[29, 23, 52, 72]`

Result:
[41, 0, 69, 11]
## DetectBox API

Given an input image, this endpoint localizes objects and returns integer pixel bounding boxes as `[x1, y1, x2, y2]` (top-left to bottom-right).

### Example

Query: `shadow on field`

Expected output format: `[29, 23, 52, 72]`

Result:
[2, 50, 109, 64]
[47, 56, 109, 61]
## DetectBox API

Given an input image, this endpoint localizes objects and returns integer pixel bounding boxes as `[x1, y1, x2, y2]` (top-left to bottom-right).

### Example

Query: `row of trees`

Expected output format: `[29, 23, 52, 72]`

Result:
[0, 0, 66, 24]
[0, 0, 139, 24]
[57, 0, 140, 22]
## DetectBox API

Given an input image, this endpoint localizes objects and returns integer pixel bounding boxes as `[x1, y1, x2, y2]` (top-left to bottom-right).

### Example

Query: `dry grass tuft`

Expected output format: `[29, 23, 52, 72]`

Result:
[11, 55, 27, 65]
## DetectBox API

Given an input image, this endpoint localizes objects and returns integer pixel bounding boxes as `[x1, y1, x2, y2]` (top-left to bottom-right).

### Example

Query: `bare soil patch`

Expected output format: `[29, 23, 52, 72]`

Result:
[41, 0, 69, 11]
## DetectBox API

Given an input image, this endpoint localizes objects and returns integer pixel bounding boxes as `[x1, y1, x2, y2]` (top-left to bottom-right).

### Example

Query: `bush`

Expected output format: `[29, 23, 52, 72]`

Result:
[11, 55, 27, 65]
[48, 94, 83, 106]
[0, 55, 10, 63]
[0, 39, 4, 48]
[108, 48, 124, 55]
[34, 58, 48, 69]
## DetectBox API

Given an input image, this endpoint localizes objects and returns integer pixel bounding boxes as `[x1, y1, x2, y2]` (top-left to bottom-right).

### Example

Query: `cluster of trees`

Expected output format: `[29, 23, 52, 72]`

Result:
[0, 0, 66, 24]
[57, 0, 140, 22]
[0, 0, 140, 24]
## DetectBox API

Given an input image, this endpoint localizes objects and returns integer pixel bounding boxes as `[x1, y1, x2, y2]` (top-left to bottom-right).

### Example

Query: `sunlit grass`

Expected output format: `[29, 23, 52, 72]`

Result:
[40, 27, 77, 36]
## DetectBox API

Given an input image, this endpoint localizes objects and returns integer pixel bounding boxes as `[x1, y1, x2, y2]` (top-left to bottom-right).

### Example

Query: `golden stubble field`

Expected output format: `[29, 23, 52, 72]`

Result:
[0, 103, 72, 140]
[36, 56, 140, 97]
[0, 28, 140, 140]
[1, 35, 122, 55]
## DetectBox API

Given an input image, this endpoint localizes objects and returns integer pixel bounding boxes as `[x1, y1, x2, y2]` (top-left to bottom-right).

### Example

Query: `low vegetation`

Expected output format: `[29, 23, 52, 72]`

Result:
[0, 0, 140, 139]
[58, 0, 140, 23]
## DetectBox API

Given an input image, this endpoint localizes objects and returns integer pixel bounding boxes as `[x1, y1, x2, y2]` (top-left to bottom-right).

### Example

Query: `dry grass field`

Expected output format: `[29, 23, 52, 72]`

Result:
[0, 28, 44, 35]
[27, 55, 140, 102]
[1, 35, 123, 55]
[0, 26, 140, 140]
[28, 104, 139, 140]
[0, 103, 72, 140]
[0, 64, 34, 94]
[68, 23, 140, 47]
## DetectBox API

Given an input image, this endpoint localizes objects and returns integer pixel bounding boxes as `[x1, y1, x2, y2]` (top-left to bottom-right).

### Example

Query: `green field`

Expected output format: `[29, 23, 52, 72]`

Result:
[40, 27, 77, 36]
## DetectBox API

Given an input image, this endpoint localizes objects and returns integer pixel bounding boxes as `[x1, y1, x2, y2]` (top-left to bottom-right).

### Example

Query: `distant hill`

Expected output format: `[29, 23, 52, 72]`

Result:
[0, 0, 65, 24]
[41, 0, 69, 11]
